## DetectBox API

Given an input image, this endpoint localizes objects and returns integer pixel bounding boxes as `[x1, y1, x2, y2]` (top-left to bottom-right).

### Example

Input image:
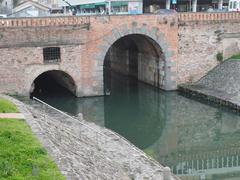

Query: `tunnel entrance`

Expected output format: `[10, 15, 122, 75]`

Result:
[103, 34, 165, 92]
[30, 70, 77, 98]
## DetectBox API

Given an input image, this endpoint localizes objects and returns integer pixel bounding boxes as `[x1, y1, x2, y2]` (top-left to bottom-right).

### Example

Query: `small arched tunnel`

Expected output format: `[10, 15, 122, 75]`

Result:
[104, 34, 165, 88]
[30, 70, 77, 98]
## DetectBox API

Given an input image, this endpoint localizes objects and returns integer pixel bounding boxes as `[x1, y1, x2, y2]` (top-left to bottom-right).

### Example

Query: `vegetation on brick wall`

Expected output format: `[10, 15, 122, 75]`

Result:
[216, 52, 223, 62]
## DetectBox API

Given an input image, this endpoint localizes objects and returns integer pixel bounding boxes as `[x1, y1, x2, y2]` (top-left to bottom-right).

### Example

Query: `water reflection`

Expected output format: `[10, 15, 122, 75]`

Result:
[35, 70, 240, 180]
[104, 72, 166, 149]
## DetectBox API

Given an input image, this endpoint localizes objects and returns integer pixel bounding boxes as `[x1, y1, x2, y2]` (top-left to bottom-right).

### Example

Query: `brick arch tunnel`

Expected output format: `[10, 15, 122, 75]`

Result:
[103, 34, 165, 92]
[103, 34, 166, 148]
[30, 70, 77, 98]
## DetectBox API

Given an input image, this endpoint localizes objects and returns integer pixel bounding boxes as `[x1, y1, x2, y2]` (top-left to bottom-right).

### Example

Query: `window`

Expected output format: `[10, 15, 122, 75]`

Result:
[233, 1, 237, 9]
[43, 47, 61, 63]
[230, 2, 233, 9]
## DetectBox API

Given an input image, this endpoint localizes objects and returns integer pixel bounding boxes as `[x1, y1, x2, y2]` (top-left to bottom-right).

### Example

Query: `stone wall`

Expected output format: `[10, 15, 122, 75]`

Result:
[0, 44, 83, 96]
[138, 53, 165, 87]
[106, 47, 130, 76]
[178, 12, 240, 84]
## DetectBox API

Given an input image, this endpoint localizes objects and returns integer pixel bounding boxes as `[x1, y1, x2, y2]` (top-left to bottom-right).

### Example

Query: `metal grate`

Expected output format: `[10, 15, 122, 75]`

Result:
[43, 47, 61, 63]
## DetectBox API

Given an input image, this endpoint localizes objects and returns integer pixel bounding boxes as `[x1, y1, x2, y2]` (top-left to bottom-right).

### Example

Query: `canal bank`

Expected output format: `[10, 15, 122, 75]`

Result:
[0, 94, 179, 180]
[179, 59, 240, 111]
[18, 69, 240, 179]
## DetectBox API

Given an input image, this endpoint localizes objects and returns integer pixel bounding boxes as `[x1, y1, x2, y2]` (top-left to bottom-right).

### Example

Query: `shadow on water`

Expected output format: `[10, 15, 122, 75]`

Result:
[104, 70, 166, 149]
[32, 69, 240, 180]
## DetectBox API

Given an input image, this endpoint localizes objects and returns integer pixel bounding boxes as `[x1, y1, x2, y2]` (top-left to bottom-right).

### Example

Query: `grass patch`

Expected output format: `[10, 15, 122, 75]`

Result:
[231, 53, 240, 60]
[0, 118, 65, 180]
[0, 98, 18, 113]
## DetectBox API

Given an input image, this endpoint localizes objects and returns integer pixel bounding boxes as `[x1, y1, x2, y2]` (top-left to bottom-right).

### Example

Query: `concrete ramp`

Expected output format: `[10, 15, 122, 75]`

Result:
[179, 59, 240, 111]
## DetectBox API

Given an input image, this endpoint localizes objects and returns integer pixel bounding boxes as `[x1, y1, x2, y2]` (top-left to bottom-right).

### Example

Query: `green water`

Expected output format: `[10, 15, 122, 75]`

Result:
[36, 71, 240, 180]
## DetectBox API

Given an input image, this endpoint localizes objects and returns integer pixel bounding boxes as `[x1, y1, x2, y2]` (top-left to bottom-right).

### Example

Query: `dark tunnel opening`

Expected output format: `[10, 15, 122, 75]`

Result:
[103, 34, 165, 94]
[30, 70, 77, 98]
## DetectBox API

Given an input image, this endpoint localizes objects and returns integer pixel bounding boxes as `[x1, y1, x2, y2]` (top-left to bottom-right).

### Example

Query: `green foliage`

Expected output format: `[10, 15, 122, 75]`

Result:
[216, 52, 223, 62]
[0, 118, 65, 180]
[0, 98, 18, 113]
[230, 53, 240, 60]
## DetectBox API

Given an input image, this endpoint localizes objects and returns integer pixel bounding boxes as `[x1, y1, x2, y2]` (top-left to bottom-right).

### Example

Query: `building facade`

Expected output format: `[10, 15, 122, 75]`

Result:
[144, 0, 229, 12]
[10, 0, 50, 17]
[0, 0, 13, 14]
[58, 0, 143, 15]
[58, 0, 230, 15]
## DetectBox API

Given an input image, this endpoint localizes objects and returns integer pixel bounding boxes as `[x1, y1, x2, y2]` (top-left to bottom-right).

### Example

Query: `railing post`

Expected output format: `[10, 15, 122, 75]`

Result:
[163, 166, 171, 180]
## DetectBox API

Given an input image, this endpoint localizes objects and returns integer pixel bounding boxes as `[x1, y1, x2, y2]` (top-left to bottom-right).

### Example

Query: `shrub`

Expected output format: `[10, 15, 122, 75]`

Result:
[216, 52, 223, 62]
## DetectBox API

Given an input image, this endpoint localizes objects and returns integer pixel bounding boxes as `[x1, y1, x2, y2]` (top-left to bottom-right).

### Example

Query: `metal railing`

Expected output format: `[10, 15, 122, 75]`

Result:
[33, 96, 108, 139]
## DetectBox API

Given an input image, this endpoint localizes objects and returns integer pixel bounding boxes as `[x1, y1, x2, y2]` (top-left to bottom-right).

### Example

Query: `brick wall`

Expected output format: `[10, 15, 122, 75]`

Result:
[1, 13, 240, 96]
[1, 14, 176, 97]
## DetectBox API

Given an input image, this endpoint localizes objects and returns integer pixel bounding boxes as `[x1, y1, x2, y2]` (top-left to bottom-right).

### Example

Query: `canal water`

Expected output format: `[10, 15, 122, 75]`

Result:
[34, 70, 240, 180]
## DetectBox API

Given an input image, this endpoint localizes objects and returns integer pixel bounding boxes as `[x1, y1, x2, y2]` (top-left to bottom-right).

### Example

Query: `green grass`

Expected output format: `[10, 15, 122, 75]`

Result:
[230, 53, 240, 60]
[0, 118, 65, 180]
[0, 98, 18, 113]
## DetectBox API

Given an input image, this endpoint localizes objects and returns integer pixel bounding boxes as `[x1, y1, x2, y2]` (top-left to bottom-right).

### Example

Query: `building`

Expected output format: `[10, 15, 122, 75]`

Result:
[9, 0, 50, 17]
[58, 0, 143, 15]
[144, 0, 229, 12]
[0, 0, 13, 14]
[58, 0, 229, 15]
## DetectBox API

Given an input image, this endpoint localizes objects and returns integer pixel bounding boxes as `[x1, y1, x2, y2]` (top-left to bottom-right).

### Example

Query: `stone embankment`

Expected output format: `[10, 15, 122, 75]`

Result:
[0, 94, 179, 180]
[179, 59, 240, 111]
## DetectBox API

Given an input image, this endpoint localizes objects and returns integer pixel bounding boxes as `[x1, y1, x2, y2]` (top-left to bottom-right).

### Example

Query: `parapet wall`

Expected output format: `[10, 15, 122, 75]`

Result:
[178, 12, 240, 24]
[1, 12, 240, 27]
[0, 16, 90, 27]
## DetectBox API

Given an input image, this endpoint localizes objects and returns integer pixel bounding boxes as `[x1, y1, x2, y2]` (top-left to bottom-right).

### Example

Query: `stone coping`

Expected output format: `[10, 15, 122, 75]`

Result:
[178, 59, 240, 112]
[179, 85, 240, 112]
[0, 113, 25, 119]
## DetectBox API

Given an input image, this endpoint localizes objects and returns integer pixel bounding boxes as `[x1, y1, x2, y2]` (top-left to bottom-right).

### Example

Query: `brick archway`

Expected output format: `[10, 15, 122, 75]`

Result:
[26, 67, 78, 97]
[95, 24, 177, 90]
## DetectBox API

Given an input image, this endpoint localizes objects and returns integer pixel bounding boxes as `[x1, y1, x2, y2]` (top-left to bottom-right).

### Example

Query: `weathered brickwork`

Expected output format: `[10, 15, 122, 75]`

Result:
[178, 13, 240, 84]
[0, 14, 178, 97]
[0, 13, 240, 97]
